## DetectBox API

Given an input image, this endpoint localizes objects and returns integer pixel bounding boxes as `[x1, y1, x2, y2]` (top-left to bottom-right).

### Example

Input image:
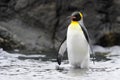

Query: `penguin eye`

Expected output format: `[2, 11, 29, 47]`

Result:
[72, 13, 81, 21]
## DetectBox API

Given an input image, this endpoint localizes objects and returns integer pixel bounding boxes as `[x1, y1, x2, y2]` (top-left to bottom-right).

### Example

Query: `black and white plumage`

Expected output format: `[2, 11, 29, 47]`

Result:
[57, 11, 94, 68]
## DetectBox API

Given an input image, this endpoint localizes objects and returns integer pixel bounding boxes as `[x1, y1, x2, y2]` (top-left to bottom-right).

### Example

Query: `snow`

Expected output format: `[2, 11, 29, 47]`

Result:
[0, 46, 120, 80]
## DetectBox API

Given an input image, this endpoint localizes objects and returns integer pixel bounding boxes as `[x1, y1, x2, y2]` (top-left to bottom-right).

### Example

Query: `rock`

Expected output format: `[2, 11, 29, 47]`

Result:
[0, 0, 120, 52]
[91, 52, 111, 61]
[116, 16, 120, 23]
[96, 32, 120, 46]
[114, 0, 120, 4]
[15, 0, 37, 11]
[0, 25, 25, 51]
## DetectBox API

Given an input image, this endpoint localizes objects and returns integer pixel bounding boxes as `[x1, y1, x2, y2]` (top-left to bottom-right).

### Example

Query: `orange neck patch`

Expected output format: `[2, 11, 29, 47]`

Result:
[69, 21, 83, 32]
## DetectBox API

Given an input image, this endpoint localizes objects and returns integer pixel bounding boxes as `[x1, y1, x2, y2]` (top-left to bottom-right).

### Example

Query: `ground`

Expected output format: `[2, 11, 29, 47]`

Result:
[0, 46, 120, 80]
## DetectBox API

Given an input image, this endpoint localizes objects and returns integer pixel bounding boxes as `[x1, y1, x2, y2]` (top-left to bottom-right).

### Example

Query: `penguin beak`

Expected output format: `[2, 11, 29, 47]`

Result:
[67, 16, 76, 20]
[71, 16, 76, 20]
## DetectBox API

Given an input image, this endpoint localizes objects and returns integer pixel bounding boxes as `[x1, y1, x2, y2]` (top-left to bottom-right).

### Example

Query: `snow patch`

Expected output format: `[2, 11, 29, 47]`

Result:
[0, 46, 120, 80]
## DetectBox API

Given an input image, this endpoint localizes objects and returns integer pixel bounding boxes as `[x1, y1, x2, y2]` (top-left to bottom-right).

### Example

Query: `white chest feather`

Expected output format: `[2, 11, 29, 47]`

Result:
[67, 23, 89, 68]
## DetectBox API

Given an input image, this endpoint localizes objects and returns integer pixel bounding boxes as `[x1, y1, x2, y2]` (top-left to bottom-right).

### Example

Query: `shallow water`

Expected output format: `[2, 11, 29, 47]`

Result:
[0, 46, 120, 80]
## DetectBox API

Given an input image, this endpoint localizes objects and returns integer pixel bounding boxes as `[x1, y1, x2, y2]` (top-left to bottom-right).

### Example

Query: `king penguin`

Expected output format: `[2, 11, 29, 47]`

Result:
[57, 11, 93, 68]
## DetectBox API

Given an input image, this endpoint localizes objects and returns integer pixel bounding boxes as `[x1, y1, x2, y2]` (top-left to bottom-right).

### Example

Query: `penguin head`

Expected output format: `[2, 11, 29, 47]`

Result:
[71, 11, 83, 21]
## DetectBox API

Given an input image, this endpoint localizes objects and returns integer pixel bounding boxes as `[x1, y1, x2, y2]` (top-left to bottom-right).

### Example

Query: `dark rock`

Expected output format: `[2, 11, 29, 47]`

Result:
[96, 32, 120, 47]
[0, 26, 25, 51]
[92, 52, 111, 61]
[0, 0, 120, 52]
[15, 0, 35, 10]
[116, 16, 120, 23]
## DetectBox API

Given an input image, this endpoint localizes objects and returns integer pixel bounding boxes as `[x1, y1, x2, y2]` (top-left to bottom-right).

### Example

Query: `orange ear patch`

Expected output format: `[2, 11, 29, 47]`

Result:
[79, 12, 83, 18]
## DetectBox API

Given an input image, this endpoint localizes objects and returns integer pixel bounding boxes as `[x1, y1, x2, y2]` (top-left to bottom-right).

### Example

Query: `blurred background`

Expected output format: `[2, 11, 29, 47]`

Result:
[0, 0, 120, 80]
[0, 0, 120, 53]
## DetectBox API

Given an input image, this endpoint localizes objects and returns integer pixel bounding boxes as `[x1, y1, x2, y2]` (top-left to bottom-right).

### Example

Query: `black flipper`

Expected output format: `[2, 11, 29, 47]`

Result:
[57, 37, 67, 65]
[80, 24, 89, 43]
[80, 23, 95, 63]
[57, 54, 63, 65]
